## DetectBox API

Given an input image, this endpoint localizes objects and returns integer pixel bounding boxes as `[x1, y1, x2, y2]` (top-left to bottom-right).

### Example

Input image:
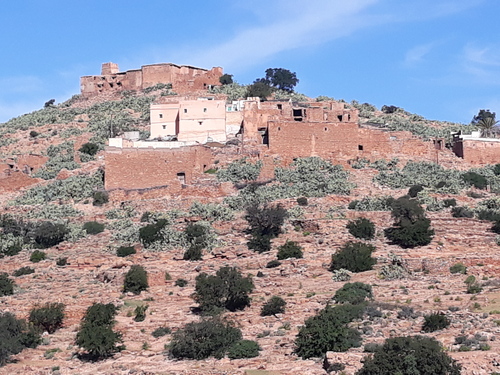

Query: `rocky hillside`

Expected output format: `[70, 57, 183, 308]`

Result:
[1, 90, 500, 375]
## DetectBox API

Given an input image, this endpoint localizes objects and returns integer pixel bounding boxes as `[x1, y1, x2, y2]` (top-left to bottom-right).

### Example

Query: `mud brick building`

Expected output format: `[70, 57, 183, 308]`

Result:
[80, 62, 223, 97]
[452, 131, 500, 164]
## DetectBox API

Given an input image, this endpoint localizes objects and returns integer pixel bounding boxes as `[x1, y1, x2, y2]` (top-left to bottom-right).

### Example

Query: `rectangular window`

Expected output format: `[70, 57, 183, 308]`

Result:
[358, 145, 364, 151]
[184, 109, 188, 113]
[162, 125, 166, 129]
[159, 114, 163, 118]
[203, 108, 207, 112]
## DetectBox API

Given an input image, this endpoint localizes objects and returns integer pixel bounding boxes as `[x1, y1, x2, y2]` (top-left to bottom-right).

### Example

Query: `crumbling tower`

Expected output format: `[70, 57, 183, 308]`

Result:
[101, 62, 119, 75]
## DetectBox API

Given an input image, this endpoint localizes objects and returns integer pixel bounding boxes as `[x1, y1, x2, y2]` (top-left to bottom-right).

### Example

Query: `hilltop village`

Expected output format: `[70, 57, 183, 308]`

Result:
[1, 62, 500, 375]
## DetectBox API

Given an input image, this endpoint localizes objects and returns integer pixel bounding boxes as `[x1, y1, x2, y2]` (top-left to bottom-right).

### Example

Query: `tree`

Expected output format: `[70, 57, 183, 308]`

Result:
[0, 312, 40, 366]
[471, 109, 495, 125]
[346, 218, 376, 240]
[227, 340, 260, 359]
[79, 142, 99, 156]
[261, 296, 286, 316]
[356, 336, 461, 375]
[245, 204, 288, 253]
[0, 273, 14, 296]
[329, 241, 377, 273]
[385, 196, 434, 248]
[219, 74, 234, 85]
[246, 80, 273, 101]
[29, 303, 65, 334]
[75, 303, 122, 360]
[44, 99, 56, 108]
[422, 312, 450, 332]
[333, 282, 373, 305]
[123, 265, 149, 295]
[277, 240, 303, 260]
[33, 222, 68, 248]
[265, 68, 299, 92]
[477, 117, 499, 138]
[194, 266, 254, 314]
[169, 318, 242, 360]
[295, 304, 364, 359]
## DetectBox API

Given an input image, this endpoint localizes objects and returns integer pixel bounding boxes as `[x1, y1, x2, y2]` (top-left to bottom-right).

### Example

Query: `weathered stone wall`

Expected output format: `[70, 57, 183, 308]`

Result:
[81, 63, 223, 97]
[461, 140, 500, 164]
[104, 145, 213, 190]
[267, 120, 438, 164]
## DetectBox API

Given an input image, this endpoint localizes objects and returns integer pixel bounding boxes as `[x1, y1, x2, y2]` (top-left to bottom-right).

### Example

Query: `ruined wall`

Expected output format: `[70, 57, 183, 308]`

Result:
[461, 140, 500, 164]
[104, 145, 213, 190]
[267, 121, 438, 164]
[81, 63, 223, 97]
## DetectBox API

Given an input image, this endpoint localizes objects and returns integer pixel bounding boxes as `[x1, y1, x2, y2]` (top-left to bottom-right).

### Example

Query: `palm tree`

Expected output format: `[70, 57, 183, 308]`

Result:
[477, 117, 499, 138]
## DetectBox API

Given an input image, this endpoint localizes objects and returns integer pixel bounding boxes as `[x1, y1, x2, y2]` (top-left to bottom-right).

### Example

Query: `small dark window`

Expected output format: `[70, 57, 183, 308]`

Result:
[184, 109, 187, 113]
[199, 121, 203, 126]
[358, 145, 364, 151]
[337, 115, 343, 121]
[159, 114, 163, 119]
[162, 125, 166, 129]
[277, 104, 282, 110]
[203, 108, 207, 112]
[177, 172, 186, 184]
[324, 127, 328, 131]
[277, 127, 281, 131]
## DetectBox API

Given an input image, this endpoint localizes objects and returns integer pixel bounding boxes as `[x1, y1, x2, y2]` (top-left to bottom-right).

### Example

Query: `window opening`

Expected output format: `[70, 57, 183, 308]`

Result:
[177, 172, 186, 185]
[358, 145, 364, 151]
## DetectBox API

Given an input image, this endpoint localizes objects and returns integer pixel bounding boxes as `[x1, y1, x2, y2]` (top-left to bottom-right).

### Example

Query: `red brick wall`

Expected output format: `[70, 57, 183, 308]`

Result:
[104, 145, 213, 190]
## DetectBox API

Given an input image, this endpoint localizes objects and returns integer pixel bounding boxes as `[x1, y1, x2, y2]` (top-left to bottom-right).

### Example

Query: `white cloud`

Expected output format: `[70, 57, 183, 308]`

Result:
[462, 43, 500, 84]
[404, 42, 437, 66]
[170, 0, 382, 72]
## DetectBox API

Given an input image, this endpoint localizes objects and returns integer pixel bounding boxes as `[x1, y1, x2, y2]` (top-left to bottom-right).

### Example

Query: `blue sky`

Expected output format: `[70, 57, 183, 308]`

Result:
[1, 0, 499, 124]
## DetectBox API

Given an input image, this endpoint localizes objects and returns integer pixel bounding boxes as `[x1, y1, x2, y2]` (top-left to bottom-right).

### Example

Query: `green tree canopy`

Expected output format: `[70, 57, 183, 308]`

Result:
[265, 68, 299, 92]
[356, 336, 461, 375]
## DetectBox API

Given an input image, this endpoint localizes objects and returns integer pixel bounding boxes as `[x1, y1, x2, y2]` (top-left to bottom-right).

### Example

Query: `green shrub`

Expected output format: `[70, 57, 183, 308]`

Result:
[385, 218, 434, 248]
[408, 184, 424, 198]
[297, 197, 308, 206]
[194, 266, 254, 314]
[217, 158, 263, 183]
[151, 326, 171, 338]
[245, 204, 287, 252]
[422, 313, 451, 332]
[0, 312, 41, 366]
[492, 221, 500, 235]
[452, 206, 474, 218]
[443, 198, 457, 207]
[266, 260, 281, 268]
[139, 219, 168, 248]
[175, 278, 188, 287]
[450, 263, 467, 274]
[294, 304, 364, 359]
[183, 245, 203, 261]
[347, 196, 394, 211]
[92, 191, 109, 206]
[189, 201, 234, 222]
[385, 196, 434, 248]
[30, 250, 46, 263]
[227, 339, 260, 359]
[29, 130, 39, 138]
[123, 265, 148, 295]
[56, 257, 68, 266]
[79, 142, 99, 156]
[33, 222, 68, 248]
[356, 336, 461, 375]
[248, 233, 272, 253]
[169, 318, 242, 359]
[0, 232, 23, 257]
[83, 221, 105, 235]
[29, 303, 65, 334]
[116, 246, 136, 257]
[261, 296, 286, 316]
[13, 266, 35, 277]
[346, 217, 376, 240]
[0, 273, 15, 296]
[133, 305, 148, 322]
[329, 242, 377, 273]
[333, 282, 373, 305]
[75, 303, 122, 360]
[462, 171, 488, 190]
[277, 240, 303, 260]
